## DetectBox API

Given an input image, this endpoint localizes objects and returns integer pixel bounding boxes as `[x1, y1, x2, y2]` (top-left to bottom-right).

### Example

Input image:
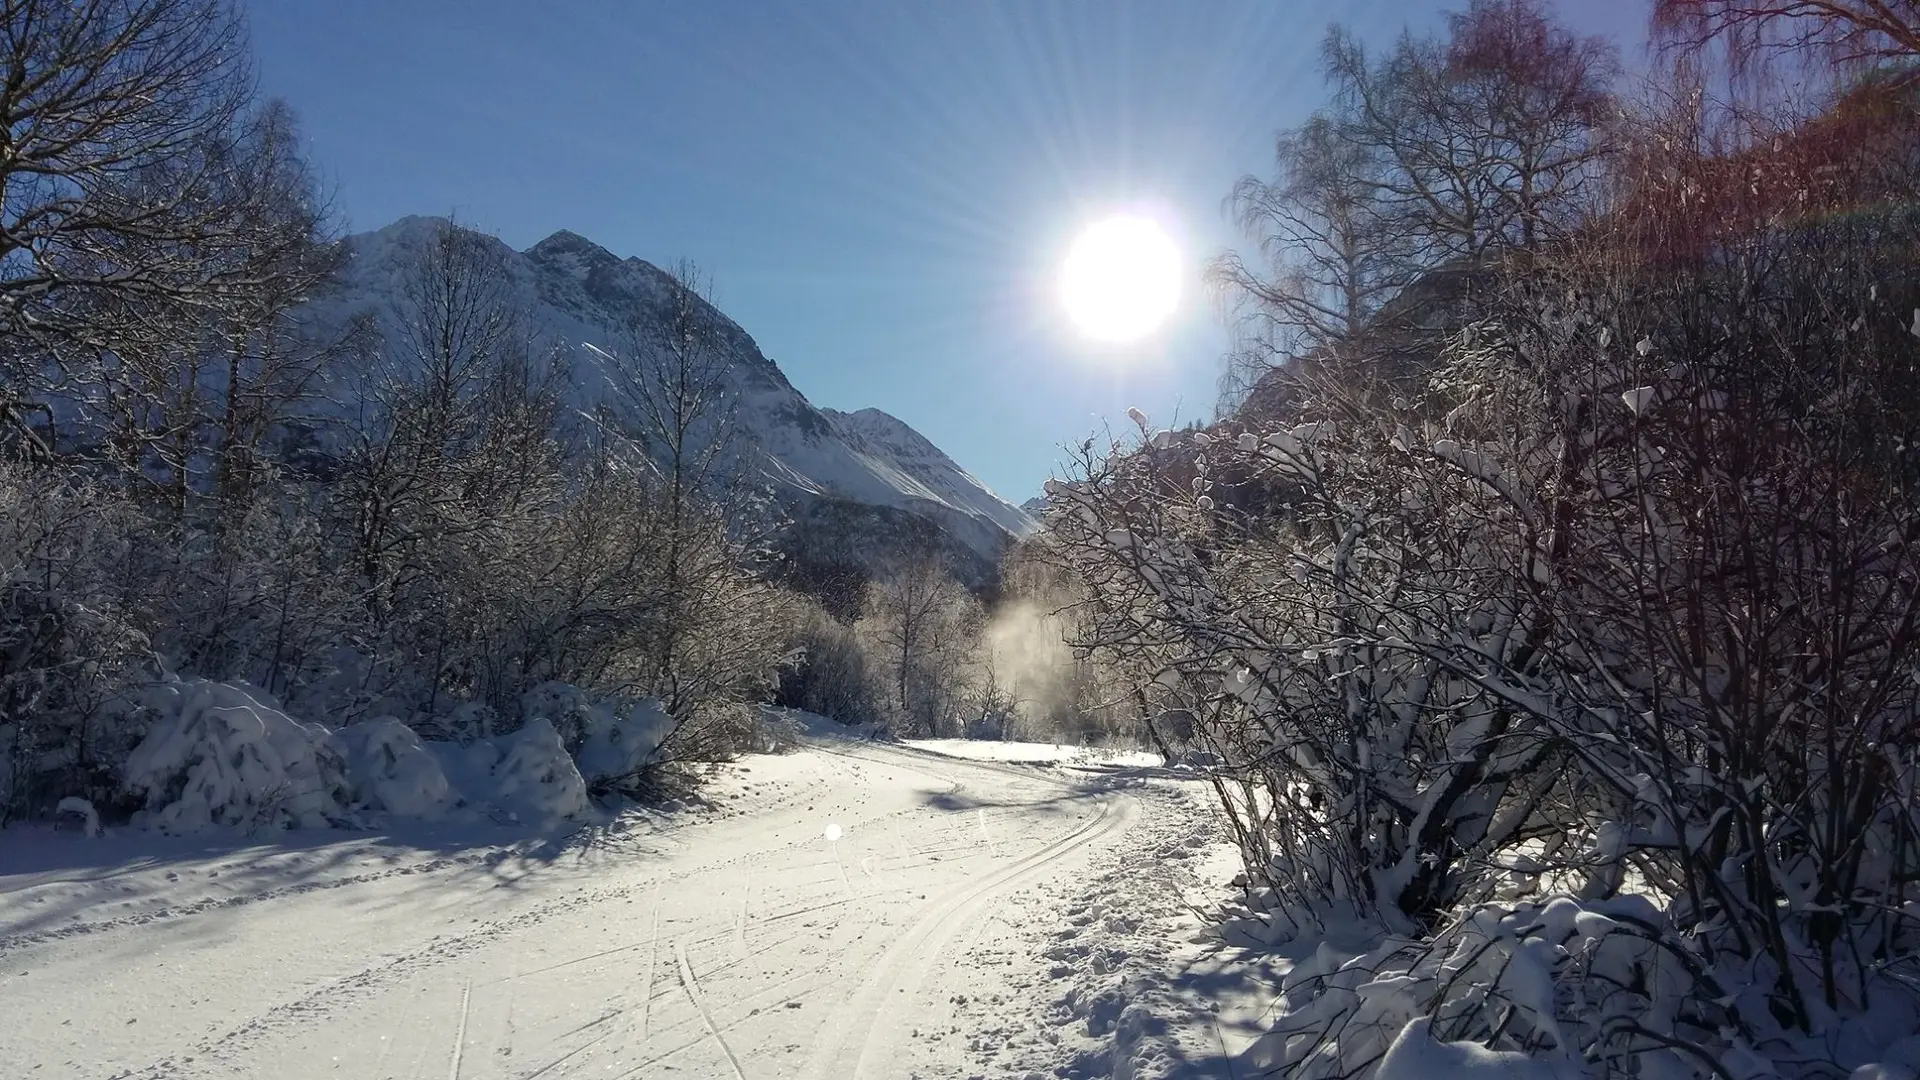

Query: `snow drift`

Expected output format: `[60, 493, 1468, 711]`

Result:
[125, 680, 350, 832]
[118, 679, 670, 834]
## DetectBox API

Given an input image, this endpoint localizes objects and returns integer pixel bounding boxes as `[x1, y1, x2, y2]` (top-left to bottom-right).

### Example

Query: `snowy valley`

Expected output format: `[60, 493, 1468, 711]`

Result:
[8, 1, 1920, 1079]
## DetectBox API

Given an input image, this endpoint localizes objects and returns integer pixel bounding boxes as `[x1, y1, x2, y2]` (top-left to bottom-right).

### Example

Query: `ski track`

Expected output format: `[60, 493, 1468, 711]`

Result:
[2, 738, 1203, 1080]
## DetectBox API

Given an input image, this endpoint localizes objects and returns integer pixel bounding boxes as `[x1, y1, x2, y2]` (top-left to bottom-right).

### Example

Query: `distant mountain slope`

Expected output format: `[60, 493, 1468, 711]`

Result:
[329, 217, 1033, 589]
[822, 407, 1035, 539]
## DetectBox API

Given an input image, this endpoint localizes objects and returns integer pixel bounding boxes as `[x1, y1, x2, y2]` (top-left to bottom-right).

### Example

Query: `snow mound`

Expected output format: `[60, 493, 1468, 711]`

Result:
[125, 680, 349, 833]
[54, 796, 101, 837]
[120, 680, 612, 834]
[331, 718, 457, 820]
[434, 717, 591, 827]
[575, 699, 674, 783]
[1377, 1017, 1574, 1080]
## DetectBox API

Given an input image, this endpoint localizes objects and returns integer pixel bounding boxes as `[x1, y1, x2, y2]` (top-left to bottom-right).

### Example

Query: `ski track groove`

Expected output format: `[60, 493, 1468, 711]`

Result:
[447, 977, 472, 1080]
[798, 755, 1135, 1079]
[640, 879, 662, 1042]
[673, 940, 748, 1080]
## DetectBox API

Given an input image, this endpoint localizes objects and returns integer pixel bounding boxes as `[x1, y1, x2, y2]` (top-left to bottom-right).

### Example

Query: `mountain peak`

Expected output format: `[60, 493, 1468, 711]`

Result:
[829, 407, 944, 459]
[824, 407, 1034, 537]
[524, 228, 628, 276]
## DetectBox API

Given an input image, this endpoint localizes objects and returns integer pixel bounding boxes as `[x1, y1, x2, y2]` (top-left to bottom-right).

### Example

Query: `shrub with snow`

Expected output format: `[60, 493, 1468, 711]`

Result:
[431, 717, 591, 827]
[520, 681, 592, 748]
[123, 680, 349, 833]
[103, 677, 643, 834]
[574, 698, 674, 784]
[330, 718, 456, 820]
[54, 796, 102, 837]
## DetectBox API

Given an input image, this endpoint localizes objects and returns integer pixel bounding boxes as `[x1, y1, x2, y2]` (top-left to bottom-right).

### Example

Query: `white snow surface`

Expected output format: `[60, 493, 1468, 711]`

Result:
[903, 738, 1165, 769]
[0, 734, 1237, 1080]
[318, 218, 1034, 563]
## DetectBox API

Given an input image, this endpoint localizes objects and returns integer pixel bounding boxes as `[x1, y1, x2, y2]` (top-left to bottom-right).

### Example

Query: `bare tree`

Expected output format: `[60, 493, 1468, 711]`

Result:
[598, 259, 748, 710]
[1654, 0, 1920, 82]
[857, 553, 979, 736]
[72, 100, 344, 516]
[1216, 0, 1618, 410]
[1325, 0, 1617, 261]
[1211, 114, 1405, 404]
[602, 259, 743, 517]
[0, 0, 307, 449]
[342, 219, 538, 627]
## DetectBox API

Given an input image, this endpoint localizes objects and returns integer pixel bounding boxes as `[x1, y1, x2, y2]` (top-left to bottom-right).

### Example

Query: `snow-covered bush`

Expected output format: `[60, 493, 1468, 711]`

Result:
[575, 697, 675, 787]
[117, 678, 616, 832]
[123, 680, 350, 832]
[144, 491, 365, 710]
[330, 717, 456, 819]
[1044, 399, 1565, 933]
[519, 681, 593, 747]
[1234, 896, 1736, 1080]
[453, 716, 590, 826]
[854, 553, 986, 737]
[54, 796, 102, 837]
[776, 602, 883, 726]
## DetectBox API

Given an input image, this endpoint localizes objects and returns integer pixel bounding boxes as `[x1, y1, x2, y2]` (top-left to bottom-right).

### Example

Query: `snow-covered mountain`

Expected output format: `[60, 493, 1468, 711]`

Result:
[329, 217, 1033, 591]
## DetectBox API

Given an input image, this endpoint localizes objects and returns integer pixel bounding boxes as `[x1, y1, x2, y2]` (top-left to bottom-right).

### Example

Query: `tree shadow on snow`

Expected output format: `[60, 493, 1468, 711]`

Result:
[0, 806, 682, 950]
[916, 785, 1108, 815]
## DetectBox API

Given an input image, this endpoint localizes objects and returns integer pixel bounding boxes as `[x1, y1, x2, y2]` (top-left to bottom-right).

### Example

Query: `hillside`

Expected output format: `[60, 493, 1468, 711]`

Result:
[331, 217, 1033, 589]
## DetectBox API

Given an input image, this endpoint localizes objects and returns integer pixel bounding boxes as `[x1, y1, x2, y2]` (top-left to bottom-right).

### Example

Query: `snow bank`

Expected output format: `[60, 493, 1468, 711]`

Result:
[119, 679, 639, 834]
[432, 717, 591, 827]
[1376, 1017, 1574, 1080]
[490, 717, 591, 823]
[1225, 891, 1849, 1080]
[124, 680, 349, 833]
[54, 796, 101, 837]
[574, 699, 674, 782]
[331, 718, 456, 820]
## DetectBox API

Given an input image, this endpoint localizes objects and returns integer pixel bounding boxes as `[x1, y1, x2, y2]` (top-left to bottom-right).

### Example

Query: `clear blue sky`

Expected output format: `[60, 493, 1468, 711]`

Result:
[247, 1, 1645, 503]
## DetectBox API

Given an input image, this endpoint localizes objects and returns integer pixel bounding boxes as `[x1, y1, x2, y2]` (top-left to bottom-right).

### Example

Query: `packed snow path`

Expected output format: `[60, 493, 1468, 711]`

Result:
[1, 738, 1226, 1079]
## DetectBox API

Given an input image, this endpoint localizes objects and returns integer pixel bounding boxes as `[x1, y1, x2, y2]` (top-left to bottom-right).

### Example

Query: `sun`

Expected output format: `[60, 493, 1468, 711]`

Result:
[1060, 215, 1182, 343]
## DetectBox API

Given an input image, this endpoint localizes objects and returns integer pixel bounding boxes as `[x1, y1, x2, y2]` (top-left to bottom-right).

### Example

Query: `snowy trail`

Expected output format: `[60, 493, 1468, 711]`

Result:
[0, 738, 1177, 1080]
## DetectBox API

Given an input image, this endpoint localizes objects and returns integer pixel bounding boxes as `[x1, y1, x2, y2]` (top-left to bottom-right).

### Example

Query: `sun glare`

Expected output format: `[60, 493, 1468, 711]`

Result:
[1060, 215, 1182, 343]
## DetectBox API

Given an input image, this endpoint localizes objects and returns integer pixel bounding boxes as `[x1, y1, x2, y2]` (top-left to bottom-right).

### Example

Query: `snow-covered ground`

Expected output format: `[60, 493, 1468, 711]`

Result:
[0, 736, 1238, 1080]
[901, 738, 1165, 769]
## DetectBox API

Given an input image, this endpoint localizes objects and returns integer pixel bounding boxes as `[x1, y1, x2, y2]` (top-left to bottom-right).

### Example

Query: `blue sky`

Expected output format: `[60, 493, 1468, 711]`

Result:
[247, 1, 1645, 503]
